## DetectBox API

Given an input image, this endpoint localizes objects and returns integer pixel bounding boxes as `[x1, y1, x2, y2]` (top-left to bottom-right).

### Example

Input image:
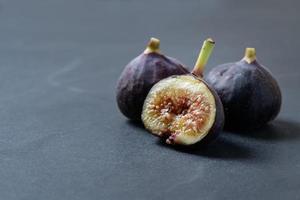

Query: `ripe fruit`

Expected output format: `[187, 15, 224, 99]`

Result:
[142, 39, 224, 146]
[116, 38, 189, 121]
[205, 48, 282, 130]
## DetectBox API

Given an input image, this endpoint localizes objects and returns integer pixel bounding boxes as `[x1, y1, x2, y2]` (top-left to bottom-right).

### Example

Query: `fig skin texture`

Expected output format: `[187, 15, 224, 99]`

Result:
[205, 48, 282, 130]
[142, 38, 224, 146]
[116, 38, 189, 121]
[197, 76, 224, 145]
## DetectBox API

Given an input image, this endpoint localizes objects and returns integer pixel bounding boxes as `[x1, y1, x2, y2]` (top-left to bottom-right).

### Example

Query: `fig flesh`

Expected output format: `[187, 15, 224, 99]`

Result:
[116, 38, 189, 121]
[142, 39, 224, 146]
[142, 75, 224, 145]
[205, 48, 282, 130]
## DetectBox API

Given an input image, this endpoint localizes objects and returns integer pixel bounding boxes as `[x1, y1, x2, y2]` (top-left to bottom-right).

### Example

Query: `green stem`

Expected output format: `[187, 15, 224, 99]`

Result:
[192, 38, 215, 77]
[144, 37, 161, 54]
[243, 48, 256, 64]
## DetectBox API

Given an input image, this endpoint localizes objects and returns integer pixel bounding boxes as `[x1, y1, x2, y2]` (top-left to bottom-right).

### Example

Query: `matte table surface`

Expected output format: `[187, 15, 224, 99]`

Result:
[0, 0, 299, 199]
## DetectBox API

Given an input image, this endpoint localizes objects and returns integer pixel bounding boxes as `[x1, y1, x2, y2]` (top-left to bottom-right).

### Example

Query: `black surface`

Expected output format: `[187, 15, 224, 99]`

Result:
[0, 0, 299, 199]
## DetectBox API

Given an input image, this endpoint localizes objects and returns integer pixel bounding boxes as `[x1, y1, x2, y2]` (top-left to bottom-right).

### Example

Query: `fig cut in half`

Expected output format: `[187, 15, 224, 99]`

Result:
[142, 39, 224, 146]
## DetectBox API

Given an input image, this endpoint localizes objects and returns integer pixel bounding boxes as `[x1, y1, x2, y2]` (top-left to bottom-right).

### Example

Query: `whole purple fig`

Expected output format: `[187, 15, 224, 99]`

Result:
[205, 48, 282, 130]
[116, 38, 189, 121]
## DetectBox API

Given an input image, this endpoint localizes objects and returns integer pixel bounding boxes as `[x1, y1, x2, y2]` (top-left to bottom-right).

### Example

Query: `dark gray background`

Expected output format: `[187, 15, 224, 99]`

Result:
[0, 0, 299, 199]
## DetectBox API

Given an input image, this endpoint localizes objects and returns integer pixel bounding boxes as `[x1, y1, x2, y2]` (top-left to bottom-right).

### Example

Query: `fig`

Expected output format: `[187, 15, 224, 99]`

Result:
[142, 39, 224, 146]
[205, 48, 282, 130]
[116, 38, 189, 121]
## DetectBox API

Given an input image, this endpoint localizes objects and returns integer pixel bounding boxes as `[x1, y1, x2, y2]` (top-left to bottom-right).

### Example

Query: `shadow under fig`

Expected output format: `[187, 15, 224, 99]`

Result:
[126, 119, 254, 160]
[126, 119, 145, 130]
[156, 136, 254, 160]
[228, 119, 300, 141]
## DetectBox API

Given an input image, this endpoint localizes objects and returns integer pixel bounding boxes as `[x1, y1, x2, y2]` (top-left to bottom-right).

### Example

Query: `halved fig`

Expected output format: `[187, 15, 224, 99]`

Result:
[142, 39, 224, 146]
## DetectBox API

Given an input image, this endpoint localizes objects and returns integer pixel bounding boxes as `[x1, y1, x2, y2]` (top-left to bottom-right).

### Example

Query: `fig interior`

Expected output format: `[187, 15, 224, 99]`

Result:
[142, 75, 217, 145]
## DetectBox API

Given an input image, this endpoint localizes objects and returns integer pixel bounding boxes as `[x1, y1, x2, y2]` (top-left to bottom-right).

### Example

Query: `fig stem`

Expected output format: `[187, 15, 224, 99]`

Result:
[144, 37, 161, 54]
[192, 38, 215, 77]
[243, 48, 256, 64]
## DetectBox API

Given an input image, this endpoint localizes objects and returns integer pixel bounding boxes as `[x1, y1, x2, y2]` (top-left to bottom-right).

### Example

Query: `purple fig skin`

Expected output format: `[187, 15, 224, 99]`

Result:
[192, 75, 224, 145]
[201, 80, 225, 144]
[116, 52, 189, 121]
[205, 59, 282, 130]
